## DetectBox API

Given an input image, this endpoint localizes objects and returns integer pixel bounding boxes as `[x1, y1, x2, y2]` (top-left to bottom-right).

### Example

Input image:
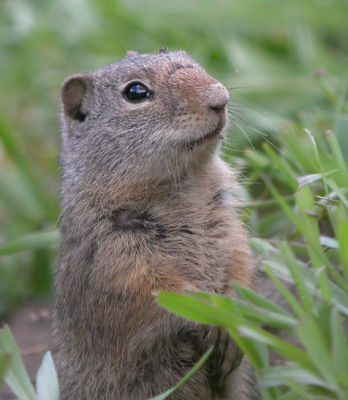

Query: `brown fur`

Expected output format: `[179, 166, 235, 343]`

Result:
[53, 51, 259, 399]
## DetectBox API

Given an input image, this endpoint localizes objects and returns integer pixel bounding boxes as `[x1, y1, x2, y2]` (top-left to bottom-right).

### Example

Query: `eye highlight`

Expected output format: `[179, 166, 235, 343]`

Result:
[123, 81, 152, 102]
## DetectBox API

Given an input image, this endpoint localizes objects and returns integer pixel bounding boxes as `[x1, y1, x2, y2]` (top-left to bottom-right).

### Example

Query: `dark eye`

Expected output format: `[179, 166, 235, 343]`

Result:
[123, 82, 152, 102]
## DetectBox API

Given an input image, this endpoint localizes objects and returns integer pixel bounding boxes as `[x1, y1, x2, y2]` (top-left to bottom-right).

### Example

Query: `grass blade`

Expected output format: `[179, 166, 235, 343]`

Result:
[296, 317, 336, 387]
[0, 353, 10, 390]
[338, 222, 348, 281]
[0, 325, 37, 400]
[279, 242, 313, 312]
[149, 346, 213, 400]
[0, 115, 57, 222]
[36, 352, 59, 400]
[260, 366, 335, 391]
[157, 291, 242, 327]
[326, 129, 348, 184]
[330, 307, 348, 374]
[0, 231, 59, 257]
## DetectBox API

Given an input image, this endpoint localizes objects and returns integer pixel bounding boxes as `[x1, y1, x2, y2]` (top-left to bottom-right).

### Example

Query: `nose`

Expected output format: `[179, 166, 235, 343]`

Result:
[207, 83, 230, 114]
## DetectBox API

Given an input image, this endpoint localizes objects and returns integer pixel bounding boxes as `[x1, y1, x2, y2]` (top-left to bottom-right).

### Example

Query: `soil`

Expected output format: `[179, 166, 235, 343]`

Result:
[0, 300, 53, 400]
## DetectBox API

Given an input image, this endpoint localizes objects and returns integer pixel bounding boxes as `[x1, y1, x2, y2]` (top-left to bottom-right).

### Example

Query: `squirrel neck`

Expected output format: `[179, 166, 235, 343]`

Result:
[60, 154, 236, 244]
[62, 154, 229, 218]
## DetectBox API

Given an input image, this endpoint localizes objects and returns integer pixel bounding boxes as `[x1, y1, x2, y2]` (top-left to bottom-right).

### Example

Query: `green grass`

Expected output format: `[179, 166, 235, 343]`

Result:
[0, 0, 348, 398]
[158, 128, 348, 399]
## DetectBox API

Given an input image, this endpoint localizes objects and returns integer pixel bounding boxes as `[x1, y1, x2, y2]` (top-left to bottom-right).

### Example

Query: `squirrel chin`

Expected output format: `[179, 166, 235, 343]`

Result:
[184, 125, 226, 151]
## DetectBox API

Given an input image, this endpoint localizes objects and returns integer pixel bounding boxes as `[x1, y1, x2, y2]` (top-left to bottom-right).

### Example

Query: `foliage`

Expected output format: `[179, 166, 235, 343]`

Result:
[0, 325, 59, 400]
[0, 0, 347, 398]
[158, 127, 348, 398]
[2, 123, 347, 399]
[0, 324, 212, 400]
[0, 0, 347, 313]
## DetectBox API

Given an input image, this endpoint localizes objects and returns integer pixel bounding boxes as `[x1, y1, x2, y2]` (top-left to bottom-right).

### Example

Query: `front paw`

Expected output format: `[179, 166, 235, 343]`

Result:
[206, 327, 243, 397]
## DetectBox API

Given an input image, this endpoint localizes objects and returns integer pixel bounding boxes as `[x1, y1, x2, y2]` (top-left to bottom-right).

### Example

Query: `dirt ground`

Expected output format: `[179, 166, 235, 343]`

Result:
[0, 301, 53, 400]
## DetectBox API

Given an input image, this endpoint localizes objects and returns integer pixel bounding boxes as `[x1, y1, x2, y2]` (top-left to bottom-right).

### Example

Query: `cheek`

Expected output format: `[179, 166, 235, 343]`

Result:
[173, 112, 213, 132]
[124, 102, 168, 128]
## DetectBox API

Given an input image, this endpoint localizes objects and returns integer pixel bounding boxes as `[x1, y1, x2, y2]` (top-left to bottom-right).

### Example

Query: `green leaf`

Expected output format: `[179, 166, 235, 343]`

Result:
[0, 115, 56, 221]
[249, 237, 282, 260]
[319, 236, 339, 250]
[279, 242, 313, 313]
[157, 291, 241, 328]
[188, 291, 240, 313]
[0, 325, 37, 400]
[338, 222, 348, 281]
[334, 116, 348, 159]
[263, 143, 298, 190]
[0, 353, 10, 390]
[304, 128, 327, 190]
[326, 128, 348, 184]
[328, 203, 348, 237]
[296, 317, 336, 386]
[238, 324, 315, 372]
[330, 307, 348, 374]
[277, 382, 310, 400]
[297, 173, 323, 188]
[233, 282, 292, 316]
[260, 366, 335, 391]
[36, 352, 59, 400]
[0, 230, 60, 257]
[326, 179, 348, 209]
[263, 266, 305, 318]
[244, 148, 270, 168]
[295, 185, 337, 299]
[295, 185, 320, 247]
[149, 346, 213, 400]
[0, 173, 43, 224]
[265, 178, 339, 292]
[158, 291, 270, 369]
[227, 327, 267, 370]
[263, 176, 303, 232]
[232, 298, 297, 330]
[330, 282, 348, 318]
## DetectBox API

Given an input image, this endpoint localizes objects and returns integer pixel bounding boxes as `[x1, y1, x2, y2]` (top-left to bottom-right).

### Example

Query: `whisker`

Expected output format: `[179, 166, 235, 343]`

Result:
[227, 110, 296, 164]
[220, 144, 245, 154]
[229, 118, 256, 152]
[227, 85, 257, 91]
[227, 97, 298, 164]
[228, 110, 269, 138]
[228, 100, 271, 117]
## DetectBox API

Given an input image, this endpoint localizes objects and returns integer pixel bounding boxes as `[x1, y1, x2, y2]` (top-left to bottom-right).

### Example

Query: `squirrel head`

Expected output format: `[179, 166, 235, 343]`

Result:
[60, 51, 229, 197]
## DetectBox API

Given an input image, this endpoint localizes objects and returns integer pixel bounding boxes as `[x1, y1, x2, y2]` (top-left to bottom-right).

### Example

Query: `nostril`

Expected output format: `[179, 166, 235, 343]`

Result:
[206, 83, 229, 114]
[209, 104, 226, 114]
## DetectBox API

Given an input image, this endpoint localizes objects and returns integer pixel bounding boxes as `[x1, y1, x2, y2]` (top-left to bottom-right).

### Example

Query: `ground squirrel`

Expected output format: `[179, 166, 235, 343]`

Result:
[54, 50, 259, 399]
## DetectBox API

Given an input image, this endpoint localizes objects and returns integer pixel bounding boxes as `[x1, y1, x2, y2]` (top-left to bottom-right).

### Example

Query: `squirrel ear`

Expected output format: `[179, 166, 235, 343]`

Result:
[126, 50, 138, 57]
[61, 74, 93, 122]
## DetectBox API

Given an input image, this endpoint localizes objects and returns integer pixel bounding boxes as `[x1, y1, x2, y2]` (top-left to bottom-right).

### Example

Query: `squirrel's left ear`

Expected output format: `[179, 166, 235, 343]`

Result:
[126, 50, 138, 57]
[61, 74, 94, 122]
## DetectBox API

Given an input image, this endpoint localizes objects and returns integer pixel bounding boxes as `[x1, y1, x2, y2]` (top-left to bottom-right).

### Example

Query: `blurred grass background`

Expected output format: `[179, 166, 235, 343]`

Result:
[0, 0, 347, 317]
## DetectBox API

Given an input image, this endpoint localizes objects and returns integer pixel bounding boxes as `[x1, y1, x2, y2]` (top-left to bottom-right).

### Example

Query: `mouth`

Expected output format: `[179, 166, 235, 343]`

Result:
[184, 128, 223, 151]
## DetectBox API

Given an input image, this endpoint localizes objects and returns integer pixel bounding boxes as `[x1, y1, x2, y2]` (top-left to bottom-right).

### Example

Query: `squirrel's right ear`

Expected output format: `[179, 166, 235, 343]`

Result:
[61, 74, 93, 122]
